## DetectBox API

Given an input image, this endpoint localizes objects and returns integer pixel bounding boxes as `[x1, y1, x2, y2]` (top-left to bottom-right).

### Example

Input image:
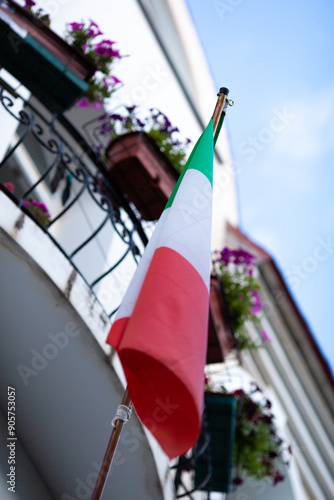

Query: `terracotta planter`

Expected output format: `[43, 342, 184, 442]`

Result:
[207, 275, 235, 364]
[105, 131, 179, 221]
[195, 392, 237, 493]
[0, 0, 96, 112]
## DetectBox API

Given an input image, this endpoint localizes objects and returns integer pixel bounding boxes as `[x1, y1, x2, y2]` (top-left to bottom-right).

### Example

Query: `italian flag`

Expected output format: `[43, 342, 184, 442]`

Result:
[107, 119, 214, 458]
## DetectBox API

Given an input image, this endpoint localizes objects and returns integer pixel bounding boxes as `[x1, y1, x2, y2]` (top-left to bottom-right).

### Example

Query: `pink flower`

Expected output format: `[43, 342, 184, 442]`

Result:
[110, 48, 121, 58]
[260, 330, 272, 342]
[77, 97, 90, 108]
[89, 19, 100, 29]
[94, 40, 121, 59]
[233, 477, 244, 486]
[39, 203, 48, 212]
[87, 21, 103, 38]
[69, 22, 84, 32]
[250, 290, 262, 314]
[273, 470, 285, 486]
[112, 75, 122, 84]
[4, 182, 14, 193]
[95, 40, 115, 57]
[24, 0, 36, 8]
[92, 101, 104, 111]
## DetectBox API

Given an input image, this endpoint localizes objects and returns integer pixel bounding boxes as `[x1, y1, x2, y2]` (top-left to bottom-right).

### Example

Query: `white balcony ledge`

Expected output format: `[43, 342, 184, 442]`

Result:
[0, 191, 174, 500]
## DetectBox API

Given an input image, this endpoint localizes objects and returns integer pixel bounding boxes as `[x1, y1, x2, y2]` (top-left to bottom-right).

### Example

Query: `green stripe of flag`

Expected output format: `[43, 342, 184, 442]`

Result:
[165, 119, 214, 210]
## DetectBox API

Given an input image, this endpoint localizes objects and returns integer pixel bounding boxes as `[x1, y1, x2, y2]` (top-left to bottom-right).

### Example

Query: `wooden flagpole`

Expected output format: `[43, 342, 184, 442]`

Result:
[91, 87, 231, 500]
[212, 87, 230, 143]
[91, 389, 132, 500]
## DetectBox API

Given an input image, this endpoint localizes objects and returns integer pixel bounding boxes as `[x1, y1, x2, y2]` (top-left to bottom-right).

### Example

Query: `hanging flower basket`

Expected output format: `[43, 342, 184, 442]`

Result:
[0, 0, 96, 113]
[105, 131, 179, 221]
[207, 275, 235, 364]
[194, 392, 237, 493]
[196, 384, 291, 491]
[213, 247, 271, 351]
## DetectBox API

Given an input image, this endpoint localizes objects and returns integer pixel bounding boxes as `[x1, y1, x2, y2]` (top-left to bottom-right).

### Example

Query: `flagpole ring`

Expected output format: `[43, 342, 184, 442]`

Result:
[111, 403, 133, 427]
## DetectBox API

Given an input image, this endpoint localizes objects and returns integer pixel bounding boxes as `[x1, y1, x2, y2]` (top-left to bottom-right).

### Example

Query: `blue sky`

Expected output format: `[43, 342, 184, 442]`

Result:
[186, 0, 334, 372]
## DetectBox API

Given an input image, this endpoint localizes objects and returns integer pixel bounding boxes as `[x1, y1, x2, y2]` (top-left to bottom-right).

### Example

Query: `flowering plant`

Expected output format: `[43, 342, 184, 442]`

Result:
[205, 379, 291, 487]
[22, 199, 51, 227]
[4, 183, 51, 227]
[22, 0, 51, 25]
[213, 247, 270, 350]
[100, 105, 191, 173]
[64, 19, 122, 109]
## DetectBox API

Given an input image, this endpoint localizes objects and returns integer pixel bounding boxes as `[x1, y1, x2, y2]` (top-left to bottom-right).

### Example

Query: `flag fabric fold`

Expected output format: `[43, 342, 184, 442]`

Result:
[107, 119, 214, 458]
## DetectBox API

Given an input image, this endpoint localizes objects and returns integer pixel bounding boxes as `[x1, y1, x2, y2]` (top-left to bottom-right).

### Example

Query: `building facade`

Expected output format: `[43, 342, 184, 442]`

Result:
[0, 1, 332, 499]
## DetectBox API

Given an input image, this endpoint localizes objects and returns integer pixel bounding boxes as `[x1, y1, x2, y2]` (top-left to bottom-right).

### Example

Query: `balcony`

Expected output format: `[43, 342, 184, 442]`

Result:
[0, 0, 96, 113]
[0, 75, 179, 497]
[0, 6, 235, 496]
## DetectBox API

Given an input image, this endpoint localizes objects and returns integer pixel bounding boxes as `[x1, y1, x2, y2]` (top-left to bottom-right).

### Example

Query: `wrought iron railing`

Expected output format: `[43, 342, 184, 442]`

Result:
[0, 81, 149, 318]
[172, 407, 214, 499]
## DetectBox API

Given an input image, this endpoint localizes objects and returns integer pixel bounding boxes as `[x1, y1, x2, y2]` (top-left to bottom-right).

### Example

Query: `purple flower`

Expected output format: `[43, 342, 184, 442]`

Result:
[87, 27, 103, 38]
[92, 101, 104, 111]
[95, 45, 107, 56]
[245, 400, 259, 420]
[81, 43, 88, 51]
[164, 117, 171, 128]
[69, 22, 84, 32]
[250, 290, 262, 314]
[250, 381, 262, 392]
[232, 477, 244, 486]
[229, 248, 256, 266]
[77, 97, 90, 108]
[126, 105, 136, 114]
[109, 113, 124, 121]
[112, 75, 122, 85]
[260, 330, 272, 342]
[24, 0, 36, 8]
[110, 48, 121, 58]
[89, 19, 100, 28]
[220, 246, 232, 264]
[261, 414, 273, 425]
[136, 118, 145, 128]
[273, 470, 285, 486]
[41, 14, 50, 24]
[94, 40, 119, 58]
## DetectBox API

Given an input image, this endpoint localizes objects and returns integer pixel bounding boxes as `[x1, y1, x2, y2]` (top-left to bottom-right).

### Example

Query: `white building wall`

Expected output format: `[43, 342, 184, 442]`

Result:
[48, 0, 239, 247]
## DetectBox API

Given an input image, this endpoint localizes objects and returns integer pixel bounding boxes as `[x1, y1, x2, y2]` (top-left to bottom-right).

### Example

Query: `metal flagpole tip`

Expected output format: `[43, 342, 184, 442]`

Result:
[218, 87, 229, 96]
